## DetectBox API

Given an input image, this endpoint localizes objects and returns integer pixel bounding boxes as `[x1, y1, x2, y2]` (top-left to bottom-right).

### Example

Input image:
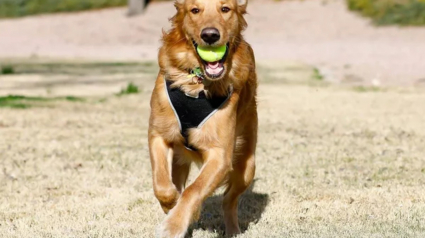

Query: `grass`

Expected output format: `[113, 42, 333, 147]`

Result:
[0, 60, 154, 108]
[312, 67, 324, 81]
[347, 0, 425, 26]
[1, 65, 425, 237]
[117, 82, 140, 96]
[0, 0, 127, 18]
[352, 85, 384, 92]
[1, 65, 14, 75]
[0, 95, 85, 108]
[0, 61, 157, 76]
[257, 62, 328, 86]
[0, 81, 141, 108]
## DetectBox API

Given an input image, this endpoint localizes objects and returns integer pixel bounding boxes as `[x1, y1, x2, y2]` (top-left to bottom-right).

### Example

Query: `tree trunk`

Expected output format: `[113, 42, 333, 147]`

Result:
[127, 0, 146, 16]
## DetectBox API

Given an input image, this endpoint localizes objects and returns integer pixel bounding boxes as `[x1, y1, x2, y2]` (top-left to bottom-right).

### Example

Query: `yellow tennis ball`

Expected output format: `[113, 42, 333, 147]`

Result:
[196, 45, 227, 62]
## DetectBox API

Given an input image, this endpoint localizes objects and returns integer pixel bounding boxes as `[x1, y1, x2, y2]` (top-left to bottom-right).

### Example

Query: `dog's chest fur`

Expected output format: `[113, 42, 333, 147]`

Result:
[164, 80, 232, 150]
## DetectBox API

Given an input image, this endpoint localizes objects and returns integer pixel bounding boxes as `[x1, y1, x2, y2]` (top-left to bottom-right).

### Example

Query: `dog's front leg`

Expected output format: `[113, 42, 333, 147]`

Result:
[149, 135, 180, 214]
[157, 148, 231, 238]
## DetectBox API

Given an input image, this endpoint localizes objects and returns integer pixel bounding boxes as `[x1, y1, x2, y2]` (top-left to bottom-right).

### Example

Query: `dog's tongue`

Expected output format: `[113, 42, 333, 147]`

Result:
[207, 61, 220, 69]
[206, 61, 223, 75]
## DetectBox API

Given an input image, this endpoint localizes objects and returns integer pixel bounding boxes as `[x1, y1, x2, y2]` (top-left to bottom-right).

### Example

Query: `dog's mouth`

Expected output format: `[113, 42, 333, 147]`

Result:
[193, 41, 229, 79]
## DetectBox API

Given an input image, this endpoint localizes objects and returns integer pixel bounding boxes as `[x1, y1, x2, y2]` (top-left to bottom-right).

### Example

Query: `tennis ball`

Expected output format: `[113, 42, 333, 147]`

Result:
[196, 45, 227, 62]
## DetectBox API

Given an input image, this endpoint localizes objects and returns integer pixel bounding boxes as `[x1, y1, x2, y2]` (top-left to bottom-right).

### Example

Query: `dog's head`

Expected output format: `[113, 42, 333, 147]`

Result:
[174, 0, 248, 81]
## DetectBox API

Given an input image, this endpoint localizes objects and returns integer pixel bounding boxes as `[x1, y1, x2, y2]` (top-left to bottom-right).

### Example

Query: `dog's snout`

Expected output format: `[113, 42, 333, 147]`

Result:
[201, 28, 220, 45]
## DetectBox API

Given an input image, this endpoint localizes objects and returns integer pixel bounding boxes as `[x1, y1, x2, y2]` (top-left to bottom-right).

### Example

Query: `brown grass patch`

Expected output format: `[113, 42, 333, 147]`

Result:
[1, 66, 425, 237]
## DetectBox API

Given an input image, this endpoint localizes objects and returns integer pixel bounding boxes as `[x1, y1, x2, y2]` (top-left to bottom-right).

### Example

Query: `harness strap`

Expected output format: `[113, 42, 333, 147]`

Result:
[163, 79, 232, 151]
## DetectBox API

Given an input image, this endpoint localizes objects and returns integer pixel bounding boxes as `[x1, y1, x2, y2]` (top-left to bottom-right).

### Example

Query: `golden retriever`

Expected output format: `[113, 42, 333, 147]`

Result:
[148, 0, 257, 236]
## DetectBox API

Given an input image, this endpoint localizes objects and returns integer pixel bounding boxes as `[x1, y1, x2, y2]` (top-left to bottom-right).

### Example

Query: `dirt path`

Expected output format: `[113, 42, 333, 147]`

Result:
[1, 0, 425, 87]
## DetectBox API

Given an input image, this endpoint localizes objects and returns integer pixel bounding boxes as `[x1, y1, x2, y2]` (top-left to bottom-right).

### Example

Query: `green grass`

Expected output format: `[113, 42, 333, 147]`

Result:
[117, 82, 140, 96]
[0, 0, 127, 18]
[0, 60, 155, 109]
[347, 0, 425, 26]
[1, 65, 14, 75]
[352, 85, 384, 92]
[0, 61, 157, 75]
[312, 68, 324, 81]
[0, 95, 85, 109]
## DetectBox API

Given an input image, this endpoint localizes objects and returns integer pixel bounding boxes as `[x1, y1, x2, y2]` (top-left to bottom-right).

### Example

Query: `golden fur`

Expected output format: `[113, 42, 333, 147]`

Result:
[148, 0, 258, 236]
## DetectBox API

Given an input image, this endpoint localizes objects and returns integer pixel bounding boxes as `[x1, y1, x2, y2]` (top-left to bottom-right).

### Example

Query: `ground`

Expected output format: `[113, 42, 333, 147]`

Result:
[1, 0, 425, 237]
[1, 61, 425, 237]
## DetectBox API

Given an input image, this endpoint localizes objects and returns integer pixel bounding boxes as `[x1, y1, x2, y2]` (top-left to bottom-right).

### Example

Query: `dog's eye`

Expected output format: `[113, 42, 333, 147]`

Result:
[191, 8, 200, 14]
[221, 7, 231, 13]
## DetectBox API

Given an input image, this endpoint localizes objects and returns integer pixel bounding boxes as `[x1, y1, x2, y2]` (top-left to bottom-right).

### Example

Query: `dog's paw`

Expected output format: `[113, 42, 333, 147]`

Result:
[156, 216, 187, 238]
[156, 197, 193, 238]
[156, 186, 180, 214]
[225, 226, 241, 237]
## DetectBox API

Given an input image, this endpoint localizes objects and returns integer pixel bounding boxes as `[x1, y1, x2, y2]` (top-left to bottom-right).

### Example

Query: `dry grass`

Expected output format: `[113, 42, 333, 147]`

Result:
[1, 61, 425, 237]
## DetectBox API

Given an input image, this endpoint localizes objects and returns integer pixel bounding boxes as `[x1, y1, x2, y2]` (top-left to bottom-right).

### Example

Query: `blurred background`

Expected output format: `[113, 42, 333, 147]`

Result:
[1, 0, 425, 94]
[1, 1, 425, 238]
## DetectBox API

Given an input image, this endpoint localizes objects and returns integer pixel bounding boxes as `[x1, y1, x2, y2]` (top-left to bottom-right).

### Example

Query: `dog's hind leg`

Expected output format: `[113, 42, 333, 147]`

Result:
[222, 152, 255, 236]
[149, 136, 179, 214]
[172, 158, 191, 193]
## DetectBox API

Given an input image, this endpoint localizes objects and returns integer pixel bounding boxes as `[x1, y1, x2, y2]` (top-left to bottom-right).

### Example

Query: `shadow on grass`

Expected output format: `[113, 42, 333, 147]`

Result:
[187, 180, 269, 237]
[2, 77, 136, 91]
[0, 82, 142, 109]
[0, 61, 157, 91]
[0, 61, 157, 76]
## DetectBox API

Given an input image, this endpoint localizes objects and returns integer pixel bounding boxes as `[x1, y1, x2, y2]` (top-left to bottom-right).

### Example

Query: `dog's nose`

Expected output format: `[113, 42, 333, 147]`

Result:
[201, 28, 220, 45]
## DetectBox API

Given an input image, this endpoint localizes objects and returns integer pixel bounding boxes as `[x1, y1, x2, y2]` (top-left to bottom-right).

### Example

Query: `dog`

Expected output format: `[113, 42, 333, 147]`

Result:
[148, 0, 258, 237]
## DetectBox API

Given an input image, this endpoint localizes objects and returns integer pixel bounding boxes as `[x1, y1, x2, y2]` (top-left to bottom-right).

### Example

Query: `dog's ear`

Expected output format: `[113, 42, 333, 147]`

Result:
[237, 0, 248, 13]
[174, 0, 184, 11]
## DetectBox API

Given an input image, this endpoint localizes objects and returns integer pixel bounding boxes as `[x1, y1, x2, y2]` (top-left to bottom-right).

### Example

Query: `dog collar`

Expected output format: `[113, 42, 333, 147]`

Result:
[187, 67, 212, 86]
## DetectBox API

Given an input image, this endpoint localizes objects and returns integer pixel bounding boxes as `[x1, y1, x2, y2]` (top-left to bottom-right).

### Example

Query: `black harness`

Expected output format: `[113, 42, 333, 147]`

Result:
[164, 80, 232, 151]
